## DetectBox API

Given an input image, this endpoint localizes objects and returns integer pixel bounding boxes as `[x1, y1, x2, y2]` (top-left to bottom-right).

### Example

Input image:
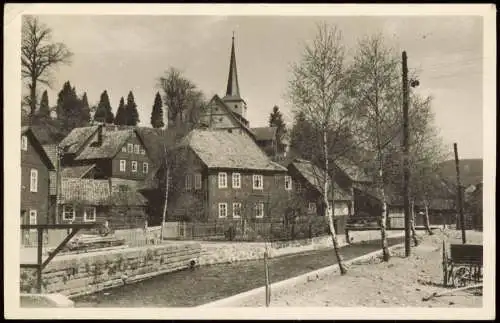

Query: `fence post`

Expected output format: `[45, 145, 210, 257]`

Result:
[309, 222, 312, 239]
[191, 223, 195, 239]
[264, 248, 271, 307]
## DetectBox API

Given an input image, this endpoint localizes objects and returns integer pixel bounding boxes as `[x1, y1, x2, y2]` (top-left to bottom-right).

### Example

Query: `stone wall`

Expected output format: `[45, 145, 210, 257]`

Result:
[20, 242, 201, 298]
[199, 231, 404, 266]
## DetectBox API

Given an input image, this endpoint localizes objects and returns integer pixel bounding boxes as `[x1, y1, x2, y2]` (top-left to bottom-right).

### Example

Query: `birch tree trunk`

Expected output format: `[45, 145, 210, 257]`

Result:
[323, 130, 347, 275]
[160, 165, 170, 241]
[410, 199, 419, 246]
[379, 171, 390, 262]
[423, 201, 433, 235]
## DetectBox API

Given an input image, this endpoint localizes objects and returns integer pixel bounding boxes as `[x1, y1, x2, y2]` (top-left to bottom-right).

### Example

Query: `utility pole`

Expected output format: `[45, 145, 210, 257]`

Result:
[402, 51, 411, 257]
[54, 145, 61, 224]
[454, 143, 466, 244]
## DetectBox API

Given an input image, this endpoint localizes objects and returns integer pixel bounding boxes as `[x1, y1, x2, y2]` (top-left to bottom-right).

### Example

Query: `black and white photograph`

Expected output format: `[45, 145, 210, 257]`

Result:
[4, 3, 495, 320]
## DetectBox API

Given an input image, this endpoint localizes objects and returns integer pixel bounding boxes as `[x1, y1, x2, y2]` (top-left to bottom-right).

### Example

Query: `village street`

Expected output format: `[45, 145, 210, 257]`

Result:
[235, 229, 483, 308]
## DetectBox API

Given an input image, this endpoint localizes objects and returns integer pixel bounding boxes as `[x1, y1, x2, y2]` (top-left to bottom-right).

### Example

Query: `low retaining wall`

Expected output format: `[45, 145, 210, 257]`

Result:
[199, 242, 406, 307]
[199, 231, 404, 266]
[20, 242, 201, 298]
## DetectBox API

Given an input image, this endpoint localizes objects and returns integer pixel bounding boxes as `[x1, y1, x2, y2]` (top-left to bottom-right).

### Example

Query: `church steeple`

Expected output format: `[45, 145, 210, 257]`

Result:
[225, 33, 240, 99]
[222, 33, 248, 124]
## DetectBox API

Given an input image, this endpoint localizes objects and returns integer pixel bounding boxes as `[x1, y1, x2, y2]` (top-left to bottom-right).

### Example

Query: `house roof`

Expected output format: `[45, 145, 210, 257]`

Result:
[334, 157, 373, 183]
[138, 165, 161, 191]
[251, 126, 277, 142]
[177, 128, 287, 172]
[210, 95, 254, 138]
[59, 126, 99, 154]
[42, 144, 58, 167]
[61, 164, 96, 178]
[60, 178, 147, 206]
[290, 159, 352, 201]
[74, 129, 134, 160]
[22, 127, 55, 170]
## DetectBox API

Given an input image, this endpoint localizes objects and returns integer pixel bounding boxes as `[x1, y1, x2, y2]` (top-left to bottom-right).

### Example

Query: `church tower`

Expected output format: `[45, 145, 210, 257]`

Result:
[222, 34, 249, 126]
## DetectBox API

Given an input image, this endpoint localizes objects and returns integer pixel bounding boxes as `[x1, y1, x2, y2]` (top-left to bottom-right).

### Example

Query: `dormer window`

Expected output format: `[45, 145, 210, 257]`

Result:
[21, 135, 28, 151]
[122, 146, 127, 153]
[127, 143, 133, 153]
[134, 144, 140, 154]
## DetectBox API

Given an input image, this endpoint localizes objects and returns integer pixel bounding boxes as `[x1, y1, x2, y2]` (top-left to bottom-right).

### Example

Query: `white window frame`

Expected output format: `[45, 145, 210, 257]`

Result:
[30, 169, 38, 192]
[308, 202, 317, 213]
[21, 135, 28, 151]
[285, 175, 292, 191]
[119, 160, 126, 172]
[185, 174, 192, 191]
[233, 202, 242, 218]
[194, 173, 202, 190]
[121, 146, 127, 153]
[83, 206, 96, 222]
[296, 182, 302, 193]
[232, 173, 241, 189]
[218, 203, 228, 218]
[62, 205, 76, 221]
[140, 148, 146, 155]
[131, 161, 138, 173]
[143, 162, 148, 174]
[255, 202, 265, 218]
[134, 144, 140, 154]
[29, 209, 37, 231]
[218, 172, 227, 188]
[253, 174, 263, 190]
[127, 143, 133, 153]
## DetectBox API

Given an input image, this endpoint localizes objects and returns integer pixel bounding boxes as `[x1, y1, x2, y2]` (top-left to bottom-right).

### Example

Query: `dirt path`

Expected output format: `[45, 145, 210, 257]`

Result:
[239, 229, 483, 307]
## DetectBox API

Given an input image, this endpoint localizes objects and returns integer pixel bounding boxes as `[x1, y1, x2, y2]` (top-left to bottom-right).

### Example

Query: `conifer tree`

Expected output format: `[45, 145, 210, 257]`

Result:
[94, 90, 114, 124]
[114, 97, 127, 125]
[150, 91, 164, 128]
[269, 105, 286, 134]
[56, 81, 82, 132]
[80, 92, 91, 125]
[126, 91, 140, 126]
[35, 90, 51, 121]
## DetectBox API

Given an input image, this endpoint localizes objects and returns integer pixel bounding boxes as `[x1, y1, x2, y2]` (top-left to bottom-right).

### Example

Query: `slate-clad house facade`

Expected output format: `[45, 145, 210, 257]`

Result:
[170, 128, 289, 222]
[21, 127, 55, 225]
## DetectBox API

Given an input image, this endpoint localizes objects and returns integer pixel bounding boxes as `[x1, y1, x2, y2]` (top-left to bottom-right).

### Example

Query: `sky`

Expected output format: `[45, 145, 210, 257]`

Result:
[29, 15, 484, 159]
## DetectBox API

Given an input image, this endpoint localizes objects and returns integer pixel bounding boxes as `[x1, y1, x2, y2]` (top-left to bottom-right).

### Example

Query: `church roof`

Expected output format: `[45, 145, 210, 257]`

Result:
[224, 35, 241, 100]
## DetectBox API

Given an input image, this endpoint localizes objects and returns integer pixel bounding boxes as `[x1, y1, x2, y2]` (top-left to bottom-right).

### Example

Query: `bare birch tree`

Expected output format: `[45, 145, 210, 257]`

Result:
[21, 16, 73, 119]
[347, 34, 407, 261]
[288, 23, 359, 274]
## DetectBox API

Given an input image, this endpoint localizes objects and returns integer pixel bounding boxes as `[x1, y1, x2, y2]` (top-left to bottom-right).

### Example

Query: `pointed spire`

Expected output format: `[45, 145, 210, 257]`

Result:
[225, 33, 240, 99]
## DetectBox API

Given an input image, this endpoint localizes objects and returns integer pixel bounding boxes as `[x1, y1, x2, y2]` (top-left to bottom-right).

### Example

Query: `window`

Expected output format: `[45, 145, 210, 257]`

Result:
[131, 161, 138, 172]
[84, 207, 96, 222]
[218, 203, 227, 218]
[143, 162, 148, 174]
[194, 173, 202, 190]
[119, 185, 129, 192]
[30, 169, 38, 192]
[296, 182, 302, 193]
[29, 209, 37, 231]
[120, 160, 126, 172]
[255, 202, 264, 218]
[253, 174, 263, 190]
[308, 202, 317, 213]
[140, 148, 146, 155]
[274, 175, 280, 186]
[232, 173, 241, 188]
[218, 172, 227, 188]
[21, 135, 28, 151]
[285, 176, 292, 191]
[185, 174, 192, 191]
[233, 203, 242, 218]
[121, 146, 127, 153]
[127, 143, 133, 153]
[134, 144, 140, 154]
[62, 205, 75, 221]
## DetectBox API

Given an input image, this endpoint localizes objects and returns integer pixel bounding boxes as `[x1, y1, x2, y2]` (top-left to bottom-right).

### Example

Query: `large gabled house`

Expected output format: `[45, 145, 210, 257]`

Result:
[169, 128, 288, 222]
[21, 126, 55, 226]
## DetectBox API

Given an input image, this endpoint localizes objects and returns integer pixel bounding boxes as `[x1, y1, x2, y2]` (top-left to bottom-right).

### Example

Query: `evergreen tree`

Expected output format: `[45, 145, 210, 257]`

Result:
[56, 81, 83, 133]
[80, 92, 91, 125]
[269, 105, 286, 134]
[94, 90, 114, 124]
[150, 91, 164, 128]
[114, 97, 127, 125]
[35, 90, 51, 121]
[125, 91, 140, 126]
